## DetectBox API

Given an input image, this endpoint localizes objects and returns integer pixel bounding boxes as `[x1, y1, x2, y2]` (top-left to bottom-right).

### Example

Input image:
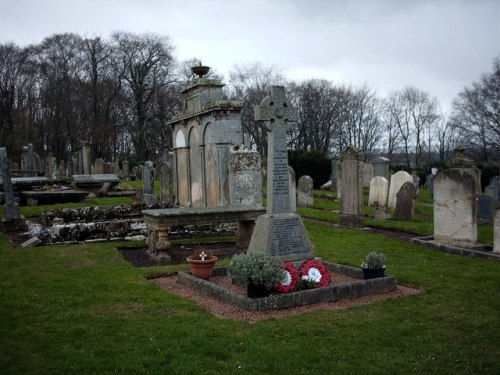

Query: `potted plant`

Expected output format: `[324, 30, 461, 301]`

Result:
[186, 249, 218, 280]
[361, 251, 386, 279]
[227, 253, 285, 298]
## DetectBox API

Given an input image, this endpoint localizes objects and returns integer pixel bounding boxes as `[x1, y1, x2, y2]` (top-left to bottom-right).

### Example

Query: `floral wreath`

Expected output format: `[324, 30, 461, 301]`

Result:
[299, 259, 330, 287]
[275, 262, 300, 293]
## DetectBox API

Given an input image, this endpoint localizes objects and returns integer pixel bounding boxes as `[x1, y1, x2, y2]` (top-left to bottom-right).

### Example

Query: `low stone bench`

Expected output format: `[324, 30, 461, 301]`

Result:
[142, 206, 265, 261]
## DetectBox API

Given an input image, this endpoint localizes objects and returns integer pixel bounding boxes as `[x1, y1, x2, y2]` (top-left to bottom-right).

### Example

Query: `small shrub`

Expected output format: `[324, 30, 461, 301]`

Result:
[227, 253, 285, 289]
[361, 251, 385, 269]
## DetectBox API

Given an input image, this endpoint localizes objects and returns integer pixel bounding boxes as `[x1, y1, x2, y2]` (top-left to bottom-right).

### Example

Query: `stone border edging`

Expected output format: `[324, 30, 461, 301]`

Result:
[177, 261, 397, 312]
[411, 236, 499, 261]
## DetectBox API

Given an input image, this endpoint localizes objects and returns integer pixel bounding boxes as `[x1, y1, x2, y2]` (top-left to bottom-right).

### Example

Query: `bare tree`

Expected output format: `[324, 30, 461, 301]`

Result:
[384, 87, 440, 168]
[287, 79, 345, 156]
[112, 32, 177, 161]
[228, 62, 286, 155]
[338, 84, 383, 160]
[448, 58, 500, 164]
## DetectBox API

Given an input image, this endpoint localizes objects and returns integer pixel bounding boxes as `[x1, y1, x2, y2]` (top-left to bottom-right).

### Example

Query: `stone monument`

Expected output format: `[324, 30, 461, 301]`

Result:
[368, 176, 389, 207]
[339, 146, 365, 227]
[246, 86, 314, 261]
[434, 169, 477, 248]
[228, 145, 262, 207]
[289, 166, 296, 212]
[297, 175, 314, 207]
[387, 170, 413, 209]
[159, 158, 176, 206]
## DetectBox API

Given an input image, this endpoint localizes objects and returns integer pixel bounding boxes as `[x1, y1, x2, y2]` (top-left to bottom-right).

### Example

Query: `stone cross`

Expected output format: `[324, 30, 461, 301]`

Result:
[254, 86, 298, 214]
[0, 148, 21, 220]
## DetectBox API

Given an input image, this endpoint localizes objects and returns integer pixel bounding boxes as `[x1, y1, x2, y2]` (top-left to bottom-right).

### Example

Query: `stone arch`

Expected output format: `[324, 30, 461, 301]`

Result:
[188, 126, 203, 207]
[175, 128, 186, 148]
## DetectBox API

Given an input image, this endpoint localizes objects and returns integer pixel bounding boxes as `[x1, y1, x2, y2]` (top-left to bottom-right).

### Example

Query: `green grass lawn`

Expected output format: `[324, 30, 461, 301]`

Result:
[0, 184, 498, 374]
[1, 218, 499, 374]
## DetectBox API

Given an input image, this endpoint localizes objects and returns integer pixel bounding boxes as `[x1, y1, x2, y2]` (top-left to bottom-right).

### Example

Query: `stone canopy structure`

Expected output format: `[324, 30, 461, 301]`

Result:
[168, 66, 247, 208]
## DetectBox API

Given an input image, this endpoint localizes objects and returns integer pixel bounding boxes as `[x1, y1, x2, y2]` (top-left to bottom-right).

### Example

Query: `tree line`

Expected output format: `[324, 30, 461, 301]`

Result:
[0, 32, 498, 168]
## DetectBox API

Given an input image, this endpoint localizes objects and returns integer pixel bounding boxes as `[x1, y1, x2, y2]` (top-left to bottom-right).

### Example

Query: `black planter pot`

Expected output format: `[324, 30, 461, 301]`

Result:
[247, 283, 270, 298]
[362, 268, 385, 279]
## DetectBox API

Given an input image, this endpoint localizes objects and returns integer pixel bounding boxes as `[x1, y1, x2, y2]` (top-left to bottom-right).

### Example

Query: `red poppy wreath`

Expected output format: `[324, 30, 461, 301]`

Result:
[299, 259, 330, 287]
[275, 262, 300, 293]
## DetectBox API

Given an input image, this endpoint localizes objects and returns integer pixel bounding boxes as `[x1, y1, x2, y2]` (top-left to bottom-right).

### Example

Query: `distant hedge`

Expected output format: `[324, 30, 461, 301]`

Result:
[288, 150, 331, 189]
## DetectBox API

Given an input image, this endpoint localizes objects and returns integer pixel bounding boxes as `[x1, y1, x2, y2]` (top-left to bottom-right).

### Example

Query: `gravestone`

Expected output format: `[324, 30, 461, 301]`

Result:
[21, 144, 33, 177]
[478, 194, 494, 223]
[297, 175, 314, 207]
[122, 160, 129, 179]
[94, 158, 105, 174]
[247, 86, 314, 261]
[412, 172, 420, 194]
[79, 140, 91, 175]
[67, 159, 73, 177]
[425, 173, 434, 196]
[33, 153, 41, 175]
[336, 162, 342, 198]
[58, 160, 65, 178]
[494, 207, 500, 254]
[143, 161, 155, 195]
[289, 166, 296, 212]
[228, 145, 262, 207]
[362, 162, 374, 188]
[434, 169, 477, 248]
[368, 176, 389, 207]
[446, 146, 481, 194]
[339, 146, 365, 227]
[136, 164, 143, 180]
[112, 161, 121, 176]
[0, 148, 23, 228]
[388, 170, 413, 209]
[159, 158, 175, 206]
[330, 159, 338, 192]
[393, 181, 417, 221]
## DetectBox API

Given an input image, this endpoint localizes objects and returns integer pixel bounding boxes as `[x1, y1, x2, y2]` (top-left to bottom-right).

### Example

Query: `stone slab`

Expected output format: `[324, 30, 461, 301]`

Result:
[411, 236, 499, 261]
[21, 190, 88, 205]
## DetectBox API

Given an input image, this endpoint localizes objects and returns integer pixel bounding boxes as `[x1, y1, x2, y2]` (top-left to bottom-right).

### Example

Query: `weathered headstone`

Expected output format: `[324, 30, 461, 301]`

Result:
[94, 158, 105, 174]
[50, 157, 58, 180]
[339, 146, 365, 227]
[228, 145, 262, 207]
[136, 164, 143, 180]
[142, 161, 155, 195]
[79, 140, 91, 175]
[388, 170, 413, 209]
[425, 173, 434, 196]
[412, 172, 421, 194]
[33, 153, 41, 175]
[434, 169, 477, 248]
[21, 144, 34, 177]
[159, 159, 176, 206]
[288, 166, 296, 213]
[0, 148, 22, 226]
[330, 159, 338, 192]
[393, 181, 417, 221]
[247, 86, 314, 261]
[67, 159, 74, 177]
[112, 161, 121, 176]
[297, 175, 314, 207]
[368, 176, 389, 207]
[446, 146, 481, 194]
[494, 206, 500, 254]
[362, 162, 374, 188]
[122, 160, 129, 179]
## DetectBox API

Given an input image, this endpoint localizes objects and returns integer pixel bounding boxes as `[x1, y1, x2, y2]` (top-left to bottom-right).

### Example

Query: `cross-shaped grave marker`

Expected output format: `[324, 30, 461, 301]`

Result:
[246, 86, 314, 261]
[254, 86, 298, 214]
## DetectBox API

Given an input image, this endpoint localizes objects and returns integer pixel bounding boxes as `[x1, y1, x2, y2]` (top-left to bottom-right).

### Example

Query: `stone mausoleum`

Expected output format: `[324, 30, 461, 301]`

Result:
[168, 66, 261, 208]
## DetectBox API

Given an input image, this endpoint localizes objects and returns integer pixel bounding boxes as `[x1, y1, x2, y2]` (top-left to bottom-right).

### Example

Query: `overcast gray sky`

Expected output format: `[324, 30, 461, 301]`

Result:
[1, 0, 499, 113]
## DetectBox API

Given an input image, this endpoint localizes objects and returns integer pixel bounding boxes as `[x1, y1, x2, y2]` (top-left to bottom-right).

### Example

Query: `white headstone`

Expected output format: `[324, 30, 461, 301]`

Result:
[297, 175, 314, 207]
[368, 176, 389, 207]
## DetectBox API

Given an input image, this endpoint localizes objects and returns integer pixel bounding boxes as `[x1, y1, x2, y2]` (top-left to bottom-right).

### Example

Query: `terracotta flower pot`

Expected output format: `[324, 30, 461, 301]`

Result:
[186, 255, 218, 280]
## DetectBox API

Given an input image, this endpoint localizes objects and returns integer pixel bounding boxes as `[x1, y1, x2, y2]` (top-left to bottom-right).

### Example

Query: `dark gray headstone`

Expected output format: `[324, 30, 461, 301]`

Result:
[394, 181, 416, 221]
[330, 159, 338, 192]
[478, 194, 494, 223]
[159, 160, 175, 206]
[142, 161, 155, 195]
